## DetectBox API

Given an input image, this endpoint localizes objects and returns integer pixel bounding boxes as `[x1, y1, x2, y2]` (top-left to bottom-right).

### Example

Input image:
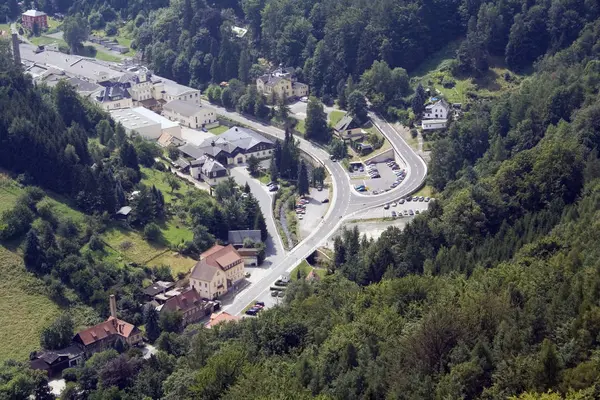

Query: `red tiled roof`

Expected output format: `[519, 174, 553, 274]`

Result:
[206, 312, 240, 328]
[161, 288, 205, 313]
[200, 244, 242, 271]
[74, 317, 138, 346]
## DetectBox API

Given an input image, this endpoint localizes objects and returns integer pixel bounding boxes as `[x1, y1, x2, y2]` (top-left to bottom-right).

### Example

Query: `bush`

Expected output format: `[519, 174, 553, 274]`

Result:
[105, 22, 118, 36]
[154, 161, 166, 172]
[442, 76, 456, 88]
[410, 129, 418, 138]
[88, 234, 104, 251]
[62, 368, 78, 382]
[144, 223, 162, 242]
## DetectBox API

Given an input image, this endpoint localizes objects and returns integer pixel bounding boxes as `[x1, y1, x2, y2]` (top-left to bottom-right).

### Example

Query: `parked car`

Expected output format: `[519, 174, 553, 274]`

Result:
[391, 182, 398, 188]
[384, 204, 390, 209]
[371, 174, 380, 179]
[415, 210, 420, 214]
[322, 199, 329, 203]
[317, 185, 323, 191]
[359, 167, 364, 172]
[355, 184, 365, 190]
[245, 308, 258, 316]
[300, 96, 308, 102]
[391, 211, 397, 217]
[399, 199, 405, 204]
[298, 215, 304, 220]
[409, 209, 414, 215]
[277, 291, 285, 298]
[403, 210, 409, 216]
[425, 197, 430, 202]
[392, 202, 397, 207]
[271, 291, 279, 297]
[407, 196, 412, 201]
[269, 186, 278, 192]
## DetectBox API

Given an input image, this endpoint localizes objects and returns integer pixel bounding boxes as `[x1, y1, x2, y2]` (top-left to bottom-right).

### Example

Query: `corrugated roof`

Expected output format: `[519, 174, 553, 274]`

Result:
[228, 230, 261, 244]
[163, 99, 203, 117]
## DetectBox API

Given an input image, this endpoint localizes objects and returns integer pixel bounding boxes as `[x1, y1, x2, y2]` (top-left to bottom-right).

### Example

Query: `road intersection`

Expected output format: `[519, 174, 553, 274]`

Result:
[211, 105, 428, 315]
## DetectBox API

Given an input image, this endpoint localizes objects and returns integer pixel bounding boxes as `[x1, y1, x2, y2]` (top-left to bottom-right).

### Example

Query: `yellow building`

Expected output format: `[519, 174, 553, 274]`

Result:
[189, 245, 245, 299]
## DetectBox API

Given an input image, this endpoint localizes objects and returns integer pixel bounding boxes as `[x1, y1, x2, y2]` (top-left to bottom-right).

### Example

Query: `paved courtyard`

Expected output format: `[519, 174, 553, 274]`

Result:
[298, 186, 331, 239]
[350, 160, 407, 194]
[180, 126, 215, 146]
[289, 100, 338, 120]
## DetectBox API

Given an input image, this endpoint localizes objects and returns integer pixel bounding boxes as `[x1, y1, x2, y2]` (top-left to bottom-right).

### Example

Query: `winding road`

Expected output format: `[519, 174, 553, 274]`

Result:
[212, 105, 428, 316]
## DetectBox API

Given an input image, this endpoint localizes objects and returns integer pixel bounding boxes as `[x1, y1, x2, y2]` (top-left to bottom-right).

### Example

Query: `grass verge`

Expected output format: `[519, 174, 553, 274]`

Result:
[328, 110, 345, 126]
[209, 125, 229, 135]
[291, 259, 327, 281]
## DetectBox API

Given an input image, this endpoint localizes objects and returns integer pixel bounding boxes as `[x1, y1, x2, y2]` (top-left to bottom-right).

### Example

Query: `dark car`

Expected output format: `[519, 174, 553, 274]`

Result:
[245, 308, 258, 316]
[255, 301, 265, 307]
[317, 185, 323, 191]
[407, 196, 412, 201]
[322, 199, 329, 203]
[269, 185, 279, 192]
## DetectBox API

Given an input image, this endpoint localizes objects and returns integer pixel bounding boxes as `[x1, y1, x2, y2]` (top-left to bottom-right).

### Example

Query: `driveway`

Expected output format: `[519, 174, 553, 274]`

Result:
[228, 166, 286, 266]
[289, 100, 338, 121]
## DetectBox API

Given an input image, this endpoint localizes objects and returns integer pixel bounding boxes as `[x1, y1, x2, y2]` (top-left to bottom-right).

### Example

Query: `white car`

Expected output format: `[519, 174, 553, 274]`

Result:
[300, 96, 308, 102]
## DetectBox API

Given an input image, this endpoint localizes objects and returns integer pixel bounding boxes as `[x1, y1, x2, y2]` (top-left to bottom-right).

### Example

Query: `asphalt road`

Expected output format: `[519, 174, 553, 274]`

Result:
[212, 105, 427, 316]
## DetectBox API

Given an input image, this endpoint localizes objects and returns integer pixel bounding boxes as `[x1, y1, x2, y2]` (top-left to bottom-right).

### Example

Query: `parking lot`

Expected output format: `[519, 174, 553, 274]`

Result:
[380, 196, 432, 218]
[297, 187, 330, 239]
[350, 159, 407, 195]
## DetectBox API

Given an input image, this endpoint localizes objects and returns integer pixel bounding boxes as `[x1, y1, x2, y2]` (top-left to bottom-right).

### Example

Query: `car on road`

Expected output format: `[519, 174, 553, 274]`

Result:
[322, 199, 329, 203]
[384, 204, 390, 209]
[391, 211, 397, 218]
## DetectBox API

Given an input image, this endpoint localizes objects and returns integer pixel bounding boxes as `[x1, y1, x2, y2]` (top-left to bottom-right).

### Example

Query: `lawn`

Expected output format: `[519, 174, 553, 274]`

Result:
[30, 35, 66, 47]
[160, 218, 193, 245]
[146, 251, 196, 276]
[209, 125, 229, 135]
[413, 185, 434, 198]
[291, 259, 327, 281]
[102, 226, 167, 265]
[0, 176, 22, 213]
[93, 48, 123, 62]
[0, 23, 9, 33]
[329, 110, 345, 127]
[140, 167, 194, 204]
[0, 246, 61, 361]
[294, 118, 306, 135]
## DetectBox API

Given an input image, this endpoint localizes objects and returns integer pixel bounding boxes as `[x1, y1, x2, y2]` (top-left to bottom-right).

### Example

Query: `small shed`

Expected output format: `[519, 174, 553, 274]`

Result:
[116, 206, 132, 220]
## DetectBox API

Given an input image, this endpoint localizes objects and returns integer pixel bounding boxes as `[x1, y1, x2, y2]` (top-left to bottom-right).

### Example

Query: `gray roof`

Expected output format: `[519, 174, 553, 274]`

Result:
[66, 77, 102, 93]
[190, 262, 220, 282]
[161, 78, 198, 96]
[143, 281, 175, 297]
[95, 84, 130, 103]
[23, 9, 46, 16]
[228, 230, 261, 245]
[164, 99, 203, 117]
[179, 143, 209, 159]
[425, 99, 450, 111]
[203, 158, 226, 173]
[116, 206, 132, 216]
[258, 74, 284, 87]
[217, 127, 273, 150]
[174, 157, 191, 169]
[334, 114, 361, 131]
[190, 156, 208, 167]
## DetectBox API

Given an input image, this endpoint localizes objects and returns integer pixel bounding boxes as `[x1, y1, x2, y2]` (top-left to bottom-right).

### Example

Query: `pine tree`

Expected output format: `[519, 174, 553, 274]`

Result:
[238, 49, 251, 83]
[120, 141, 140, 172]
[24, 229, 45, 274]
[115, 180, 126, 208]
[269, 156, 279, 182]
[411, 83, 427, 116]
[254, 209, 268, 241]
[305, 96, 330, 143]
[337, 79, 347, 110]
[298, 160, 309, 196]
[145, 306, 161, 343]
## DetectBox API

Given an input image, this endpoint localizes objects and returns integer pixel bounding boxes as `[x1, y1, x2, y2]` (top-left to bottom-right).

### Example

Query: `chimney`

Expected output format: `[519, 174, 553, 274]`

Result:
[109, 294, 117, 319]
[11, 33, 21, 66]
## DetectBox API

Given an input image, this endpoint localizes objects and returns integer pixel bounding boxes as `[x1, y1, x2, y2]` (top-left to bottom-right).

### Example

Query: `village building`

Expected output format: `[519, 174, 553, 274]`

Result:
[228, 230, 262, 248]
[110, 107, 181, 140]
[162, 100, 217, 129]
[189, 245, 245, 299]
[421, 99, 450, 130]
[333, 114, 365, 142]
[22, 10, 48, 30]
[158, 288, 216, 327]
[206, 312, 240, 328]
[72, 295, 142, 356]
[94, 84, 132, 110]
[256, 67, 309, 100]
[29, 345, 84, 378]
[179, 126, 274, 166]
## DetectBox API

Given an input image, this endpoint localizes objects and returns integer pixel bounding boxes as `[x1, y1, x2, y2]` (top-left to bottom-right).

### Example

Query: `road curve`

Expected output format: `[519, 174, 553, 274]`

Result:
[210, 105, 426, 315]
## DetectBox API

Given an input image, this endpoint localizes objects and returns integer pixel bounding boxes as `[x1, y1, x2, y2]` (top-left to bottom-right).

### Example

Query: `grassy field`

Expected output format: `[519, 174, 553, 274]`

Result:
[413, 185, 434, 198]
[160, 218, 193, 245]
[0, 23, 9, 33]
[146, 251, 196, 276]
[102, 226, 166, 265]
[91, 47, 123, 62]
[0, 246, 61, 361]
[329, 110, 345, 127]
[140, 167, 194, 204]
[30, 35, 66, 47]
[291, 259, 327, 281]
[209, 125, 229, 135]
[411, 41, 521, 104]
[294, 118, 306, 134]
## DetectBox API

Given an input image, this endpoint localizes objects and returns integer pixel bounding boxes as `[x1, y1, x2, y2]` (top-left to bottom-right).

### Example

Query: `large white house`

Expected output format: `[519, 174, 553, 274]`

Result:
[162, 100, 217, 129]
[93, 84, 133, 111]
[178, 126, 274, 166]
[421, 99, 450, 130]
[256, 67, 309, 100]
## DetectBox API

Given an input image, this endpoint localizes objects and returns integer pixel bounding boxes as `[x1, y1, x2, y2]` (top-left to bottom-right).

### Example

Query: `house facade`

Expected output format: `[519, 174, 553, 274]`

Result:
[162, 100, 217, 129]
[256, 67, 309, 100]
[22, 10, 48, 30]
[72, 295, 142, 356]
[159, 288, 214, 327]
[94, 84, 133, 110]
[421, 119, 448, 130]
[190, 156, 229, 186]
[29, 345, 84, 378]
[334, 114, 364, 142]
[189, 245, 245, 299]
[423, 99, 449, 120]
